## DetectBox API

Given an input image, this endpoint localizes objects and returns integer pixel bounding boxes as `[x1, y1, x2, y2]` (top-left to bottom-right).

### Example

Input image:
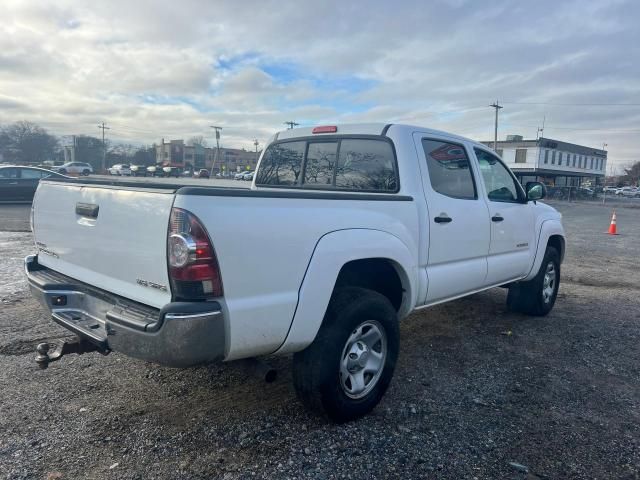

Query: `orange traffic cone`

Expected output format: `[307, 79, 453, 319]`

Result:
[607, 210, 619, 235]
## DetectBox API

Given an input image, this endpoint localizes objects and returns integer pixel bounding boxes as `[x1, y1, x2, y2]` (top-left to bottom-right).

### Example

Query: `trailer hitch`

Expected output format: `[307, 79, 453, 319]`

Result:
[35, 337, 109, 370]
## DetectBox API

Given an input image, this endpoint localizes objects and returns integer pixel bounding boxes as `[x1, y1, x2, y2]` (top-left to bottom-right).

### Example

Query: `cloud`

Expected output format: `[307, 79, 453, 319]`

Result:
[0, 0, 638, 168]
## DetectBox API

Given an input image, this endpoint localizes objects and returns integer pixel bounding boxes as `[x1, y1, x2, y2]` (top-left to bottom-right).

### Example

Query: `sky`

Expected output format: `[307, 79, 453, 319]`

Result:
[1, 0, 639, 171]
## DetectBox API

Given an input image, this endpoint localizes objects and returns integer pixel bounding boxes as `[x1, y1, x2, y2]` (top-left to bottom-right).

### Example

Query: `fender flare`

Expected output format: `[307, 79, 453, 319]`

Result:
[273, 228, 417, 355]
[523, 219, 565, 281]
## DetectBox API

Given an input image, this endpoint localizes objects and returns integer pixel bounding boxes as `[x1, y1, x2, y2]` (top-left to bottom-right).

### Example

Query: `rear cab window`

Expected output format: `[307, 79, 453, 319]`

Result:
[255, 136, 398, 192]
[421, 139, 476, 199]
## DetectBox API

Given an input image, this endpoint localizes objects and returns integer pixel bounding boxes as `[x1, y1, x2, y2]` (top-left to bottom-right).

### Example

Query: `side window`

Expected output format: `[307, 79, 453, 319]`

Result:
[474, 148, 523, 203]
[304, 142, 338, 186]
[20, 169, 44, 179]
[335, 139, 397, 191]
[422, 139, 476, 200]
[255, 141, 305, 186]
[0, 168, 19, 179]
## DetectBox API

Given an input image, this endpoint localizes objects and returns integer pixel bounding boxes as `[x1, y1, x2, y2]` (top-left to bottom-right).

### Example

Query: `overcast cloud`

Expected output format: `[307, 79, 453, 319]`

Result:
[1, 0, 638, 169]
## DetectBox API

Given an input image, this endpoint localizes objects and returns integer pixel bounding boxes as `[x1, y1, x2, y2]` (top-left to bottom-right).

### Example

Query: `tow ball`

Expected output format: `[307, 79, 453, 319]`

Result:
[35, 337, 109, 370]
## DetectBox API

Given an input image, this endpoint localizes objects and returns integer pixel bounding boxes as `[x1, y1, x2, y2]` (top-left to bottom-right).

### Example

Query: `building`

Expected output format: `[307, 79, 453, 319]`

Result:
[155, 139, 261, 174]
[481, 136, 607, 187]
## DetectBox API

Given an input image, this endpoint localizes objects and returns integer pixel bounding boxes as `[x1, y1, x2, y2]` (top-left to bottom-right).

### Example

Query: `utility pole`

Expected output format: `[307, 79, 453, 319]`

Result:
[489, 101, 503, 151]
[536, 115, 546, 140]
[284, 121, 299, 130]
[601, 142, 609, 204]
[209, 125, 222, 177]
[97, 122, 110, 173]
[253, 139, 260, 169]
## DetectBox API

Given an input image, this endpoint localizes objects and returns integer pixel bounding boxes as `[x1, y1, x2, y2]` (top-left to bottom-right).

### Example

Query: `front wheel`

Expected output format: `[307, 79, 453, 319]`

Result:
[507, 246, 560, 316]
[293, 287, 399, 422]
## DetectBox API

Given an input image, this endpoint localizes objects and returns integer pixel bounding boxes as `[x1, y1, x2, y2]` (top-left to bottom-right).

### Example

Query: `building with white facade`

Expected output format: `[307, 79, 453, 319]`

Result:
[481, 136, 607, 187]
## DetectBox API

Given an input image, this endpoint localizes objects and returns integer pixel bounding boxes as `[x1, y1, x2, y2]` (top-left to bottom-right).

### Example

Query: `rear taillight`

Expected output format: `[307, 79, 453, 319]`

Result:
[167, 208, 223, 300]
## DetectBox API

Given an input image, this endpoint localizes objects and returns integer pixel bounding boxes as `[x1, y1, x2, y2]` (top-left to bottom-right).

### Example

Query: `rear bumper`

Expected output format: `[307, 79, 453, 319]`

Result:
[25, 255, 226, 367]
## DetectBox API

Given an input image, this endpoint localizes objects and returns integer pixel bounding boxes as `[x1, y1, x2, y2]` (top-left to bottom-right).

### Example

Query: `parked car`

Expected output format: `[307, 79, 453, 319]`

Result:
[603, 186, 618, 194]
[234, 171, 246, 180]
[243, 171, 255, 181]
[26, 123, 565, 422]
[54, 162, 93, 176]
[130, 165, 145, 176]
[108, 164, 132, 176]
[195, 169, 210, 178]
[0, 166, 67, 202]
[146, 165, 162, 177]
[616, 187, 639, 197]
[162, 166, 182, 177]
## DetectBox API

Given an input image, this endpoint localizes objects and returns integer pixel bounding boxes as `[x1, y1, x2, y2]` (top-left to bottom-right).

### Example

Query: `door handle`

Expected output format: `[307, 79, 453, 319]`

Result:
[434, 215, 452, 224]
[492, 215, 504, 222]
[76, 202, 99, 218]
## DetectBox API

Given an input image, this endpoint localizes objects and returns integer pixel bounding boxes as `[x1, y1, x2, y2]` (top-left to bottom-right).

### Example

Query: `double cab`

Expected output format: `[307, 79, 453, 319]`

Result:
[26, 124, 565, 421]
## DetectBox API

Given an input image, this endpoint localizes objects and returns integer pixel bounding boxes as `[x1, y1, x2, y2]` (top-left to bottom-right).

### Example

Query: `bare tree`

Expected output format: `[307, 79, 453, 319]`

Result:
[0, 121, 59, 164]
[187, 135, 208, 147]
[623, 161, 640, 185]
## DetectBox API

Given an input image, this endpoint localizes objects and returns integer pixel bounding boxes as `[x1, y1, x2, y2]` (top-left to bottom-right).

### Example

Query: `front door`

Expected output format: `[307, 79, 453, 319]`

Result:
[473, 148, 536, 285]
[414, 134, 491, 303]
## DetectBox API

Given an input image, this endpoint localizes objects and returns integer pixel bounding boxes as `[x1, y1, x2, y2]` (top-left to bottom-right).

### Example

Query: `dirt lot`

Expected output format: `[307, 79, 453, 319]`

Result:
[1, 201, 639, 479]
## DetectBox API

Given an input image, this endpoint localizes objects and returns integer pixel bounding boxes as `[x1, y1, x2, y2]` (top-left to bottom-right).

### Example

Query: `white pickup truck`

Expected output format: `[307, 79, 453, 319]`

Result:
[26, 123, 565, 421]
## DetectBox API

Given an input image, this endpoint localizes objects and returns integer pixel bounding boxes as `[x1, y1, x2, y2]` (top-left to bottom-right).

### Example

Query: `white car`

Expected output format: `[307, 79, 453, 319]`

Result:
[234, 171, 246, 180]
[26, 123, 565, 422]
[242, 171, 254, 181]
[54, 162, 93, 176]
[108, 164, 131, 176]
[603, 186, 618, 194]
[129, 165, 145, 176]
[616, 187, 640, 197]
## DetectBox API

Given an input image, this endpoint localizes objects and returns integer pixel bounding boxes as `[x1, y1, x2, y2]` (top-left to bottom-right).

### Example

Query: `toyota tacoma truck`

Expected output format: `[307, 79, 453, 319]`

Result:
[25, 123, 565, 421]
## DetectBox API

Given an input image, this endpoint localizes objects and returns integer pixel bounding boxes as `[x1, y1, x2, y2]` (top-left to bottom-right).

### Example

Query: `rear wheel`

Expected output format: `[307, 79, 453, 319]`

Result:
[293, 287, 399, 422]
[507, 246, 560, 316]
[82, 169, 90, 176]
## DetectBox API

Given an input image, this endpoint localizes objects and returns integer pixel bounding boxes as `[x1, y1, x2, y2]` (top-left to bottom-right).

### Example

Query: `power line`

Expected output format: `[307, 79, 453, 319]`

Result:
[506, 123, 640, 133]
[502, 101, 640, 106]
[284, 121, 299, 129]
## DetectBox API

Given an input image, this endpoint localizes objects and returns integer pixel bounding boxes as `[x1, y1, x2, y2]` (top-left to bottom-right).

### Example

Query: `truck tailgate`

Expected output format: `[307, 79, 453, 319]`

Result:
[32, 181, 175, 308]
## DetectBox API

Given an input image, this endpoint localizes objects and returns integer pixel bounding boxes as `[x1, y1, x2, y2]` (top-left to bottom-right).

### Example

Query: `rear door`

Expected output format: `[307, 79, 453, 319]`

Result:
[17, 168, 43, 200]
[33, 181, 176, 308]
[473, 147, 536, 284]
[414, 134, 491, 303]
[0, 168, 20, 201]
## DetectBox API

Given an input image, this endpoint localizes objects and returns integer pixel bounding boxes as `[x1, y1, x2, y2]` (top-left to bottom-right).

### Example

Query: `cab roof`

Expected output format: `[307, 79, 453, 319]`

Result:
[273, 123, 482, 147]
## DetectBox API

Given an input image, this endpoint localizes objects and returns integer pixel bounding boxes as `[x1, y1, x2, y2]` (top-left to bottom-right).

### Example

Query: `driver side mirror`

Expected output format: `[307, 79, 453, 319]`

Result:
[526, 181, 546, 201]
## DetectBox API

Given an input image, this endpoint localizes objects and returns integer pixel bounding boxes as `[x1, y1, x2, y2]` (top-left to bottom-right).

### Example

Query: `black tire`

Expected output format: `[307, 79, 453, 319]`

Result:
[293, 287, 399, 422]
[82, 169, 90, 176]
[507, 246, 560, 316]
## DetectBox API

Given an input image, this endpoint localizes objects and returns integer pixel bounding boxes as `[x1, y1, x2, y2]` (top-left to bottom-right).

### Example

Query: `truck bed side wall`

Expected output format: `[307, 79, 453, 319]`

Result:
[173, 194, 419, 360]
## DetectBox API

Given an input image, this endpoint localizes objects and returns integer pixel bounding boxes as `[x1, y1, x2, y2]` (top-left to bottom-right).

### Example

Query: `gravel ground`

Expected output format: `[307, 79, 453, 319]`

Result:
[0, 201, 639, 479]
